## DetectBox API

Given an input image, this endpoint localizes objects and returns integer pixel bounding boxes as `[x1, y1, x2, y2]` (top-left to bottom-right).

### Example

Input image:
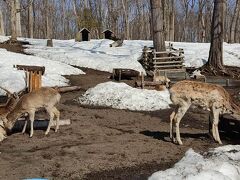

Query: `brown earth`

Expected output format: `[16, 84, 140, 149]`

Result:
[0, 44, 239, 180]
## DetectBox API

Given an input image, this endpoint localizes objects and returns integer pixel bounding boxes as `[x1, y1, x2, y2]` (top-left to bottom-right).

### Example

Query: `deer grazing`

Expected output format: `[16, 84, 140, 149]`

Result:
[169, 80, 240, 145]
[3, 87, 61, 138]
[0, 86, 20, 141]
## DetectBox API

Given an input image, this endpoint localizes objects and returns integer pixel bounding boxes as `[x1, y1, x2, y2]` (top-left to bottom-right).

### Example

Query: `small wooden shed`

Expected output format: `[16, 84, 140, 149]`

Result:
[76, 28, 91, 42]
[15, 65, 45, 92]
[102, 29, 113, 39]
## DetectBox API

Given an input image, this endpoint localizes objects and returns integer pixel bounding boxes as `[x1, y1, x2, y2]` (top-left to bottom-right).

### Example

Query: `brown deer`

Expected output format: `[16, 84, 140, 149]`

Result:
[0, 86, 20, 141]
[169, 80, 240, 145]
[3, 87, 61, 138]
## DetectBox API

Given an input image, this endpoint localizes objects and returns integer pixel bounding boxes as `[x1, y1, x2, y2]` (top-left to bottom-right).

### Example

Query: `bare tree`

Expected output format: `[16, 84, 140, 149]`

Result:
[169, 0, 175, 41]
[121, 0, 130, 39]
[229, 0, 240, 43]
[0, 8, 5, 35]
[198, 0, 206, 42]
[15, 0, 21, 37]
[150, 0, 166, 51]
[44, 0, 51, 39]
[202, 0, 227, 75]
[28, 0, 33, 38]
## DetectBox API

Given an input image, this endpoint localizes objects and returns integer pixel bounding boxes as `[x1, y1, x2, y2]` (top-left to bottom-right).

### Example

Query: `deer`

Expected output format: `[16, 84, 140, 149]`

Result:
[169, 80, 240, 145]
[0, 86, 20, 141]
[2, 87, 61, 138]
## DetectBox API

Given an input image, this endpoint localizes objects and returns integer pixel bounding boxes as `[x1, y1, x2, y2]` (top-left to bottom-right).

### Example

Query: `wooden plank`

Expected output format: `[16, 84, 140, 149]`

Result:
[154, 64, 183, 68]
[29, 72, 33, 92]
[154, 68, 186, 72]
[15, 65, 45, 75]
[153, 55, 184, 60]
[153, 60, 183, 65]
[154, 50, 184, 54]
[39, 72, 42, 89]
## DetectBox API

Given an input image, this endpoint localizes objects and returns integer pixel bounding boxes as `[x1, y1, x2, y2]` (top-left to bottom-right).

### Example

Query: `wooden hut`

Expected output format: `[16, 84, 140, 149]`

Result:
[15, 65, 45, 92]
[76, 28, 91, 42]
[102, 29, 113, 39]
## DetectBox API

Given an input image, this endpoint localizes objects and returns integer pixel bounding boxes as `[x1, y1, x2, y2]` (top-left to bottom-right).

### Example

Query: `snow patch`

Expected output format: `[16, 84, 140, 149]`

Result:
[78, 81, 171, 111]
[149, 145, 240, 180]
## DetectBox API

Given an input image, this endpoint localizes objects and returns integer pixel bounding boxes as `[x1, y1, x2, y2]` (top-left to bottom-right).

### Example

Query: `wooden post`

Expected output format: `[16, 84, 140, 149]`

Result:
[112, 69, 115, 80]
[141, 72, 144, 89]
[29, 71, 33, 92]
[226, 79, 230, 86]
[153, 49, 156, 71]
[119, 70, 122, 81]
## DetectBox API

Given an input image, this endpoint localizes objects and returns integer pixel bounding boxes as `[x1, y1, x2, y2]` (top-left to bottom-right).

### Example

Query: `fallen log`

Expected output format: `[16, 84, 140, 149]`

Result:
[11, 119, 71, 132]
[110, 39, 123, 47]
[54, 86, 81, 93]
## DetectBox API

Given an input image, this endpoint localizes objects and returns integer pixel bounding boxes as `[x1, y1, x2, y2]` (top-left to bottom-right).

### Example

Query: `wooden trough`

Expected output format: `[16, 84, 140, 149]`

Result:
[11, 118, 71, 132]
[208, 114, 240, 143]
[15, 65, 45, 93]
[135, 72, 167, 90]
[112, 68, 140, 81]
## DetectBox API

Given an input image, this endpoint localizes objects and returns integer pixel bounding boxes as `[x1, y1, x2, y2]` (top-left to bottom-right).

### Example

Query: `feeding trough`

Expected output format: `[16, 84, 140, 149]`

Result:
[14, 65, 45, 93]
[112, 68, 140, 81]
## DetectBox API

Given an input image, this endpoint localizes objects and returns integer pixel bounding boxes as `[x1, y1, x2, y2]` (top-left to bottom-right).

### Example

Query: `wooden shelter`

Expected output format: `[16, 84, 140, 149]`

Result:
[15, 65, 45, 92]
[141, 43, 187, 79]
[76, 28, 91, 42]
[102, 29, 113, 39]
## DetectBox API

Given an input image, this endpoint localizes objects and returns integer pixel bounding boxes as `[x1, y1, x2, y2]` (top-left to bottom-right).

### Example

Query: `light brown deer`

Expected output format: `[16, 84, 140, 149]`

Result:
[0, 86, 20, 141]
[3, 87, 61, 138]
[169, 80, 240, 145]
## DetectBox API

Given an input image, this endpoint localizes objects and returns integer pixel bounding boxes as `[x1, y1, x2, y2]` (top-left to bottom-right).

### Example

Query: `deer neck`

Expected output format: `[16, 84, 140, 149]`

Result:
[5, 106, 23, 130]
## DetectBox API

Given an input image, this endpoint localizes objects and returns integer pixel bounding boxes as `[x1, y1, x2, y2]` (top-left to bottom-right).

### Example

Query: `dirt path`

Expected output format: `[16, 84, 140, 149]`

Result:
[0, 44, 239, 180]
[0, 67, 238, 180]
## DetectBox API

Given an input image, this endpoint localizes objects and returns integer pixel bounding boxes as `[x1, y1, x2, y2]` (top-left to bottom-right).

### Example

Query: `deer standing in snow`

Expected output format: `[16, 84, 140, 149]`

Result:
[169, 80, 240, 145]
[3, 87, 61, 138]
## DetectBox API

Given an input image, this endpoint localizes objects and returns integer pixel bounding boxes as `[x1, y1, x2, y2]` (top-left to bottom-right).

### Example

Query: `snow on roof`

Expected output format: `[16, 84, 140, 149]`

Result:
[78, 81, 171, 111]
[149, 145, 240, 180]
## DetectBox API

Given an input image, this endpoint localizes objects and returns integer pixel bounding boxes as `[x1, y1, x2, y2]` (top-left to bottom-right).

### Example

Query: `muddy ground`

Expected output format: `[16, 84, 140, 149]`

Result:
[0, 44, 239, 180]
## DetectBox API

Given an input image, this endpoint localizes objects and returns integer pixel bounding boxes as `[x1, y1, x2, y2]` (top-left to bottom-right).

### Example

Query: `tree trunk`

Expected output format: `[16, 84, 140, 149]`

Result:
[198, 0, 206, 42]
[44, 0, 51, 39]
[15, 0, 22, 37]
[10, 0, 17, 41]
[150, 0, 166, 52]
[61, 0, 66, 39]
[0, 9, 5, 36]
[169, 0, 174, 41]
[204, 0, 226, 74]
[229, 0, 240, 43]
[121, 0, 129, 40]
[28, 0, 34, 38]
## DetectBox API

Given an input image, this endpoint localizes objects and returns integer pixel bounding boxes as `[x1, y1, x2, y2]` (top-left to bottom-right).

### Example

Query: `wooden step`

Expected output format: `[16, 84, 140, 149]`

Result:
[153, 60, 183, 65]
[153, 55, 184, 60]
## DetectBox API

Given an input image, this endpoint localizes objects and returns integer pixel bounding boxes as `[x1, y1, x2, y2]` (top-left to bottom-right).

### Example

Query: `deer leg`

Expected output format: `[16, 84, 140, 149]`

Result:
[212, 108, 222, 144]
[210, 110, 217, 141]
[29, 110, 35, 138]
[170, 111, 176, 141]
[22, 119, 28, 134]
[45, 108, 54, 135]
[53, 107, 60, 132]
[175, 103, 190, 145]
